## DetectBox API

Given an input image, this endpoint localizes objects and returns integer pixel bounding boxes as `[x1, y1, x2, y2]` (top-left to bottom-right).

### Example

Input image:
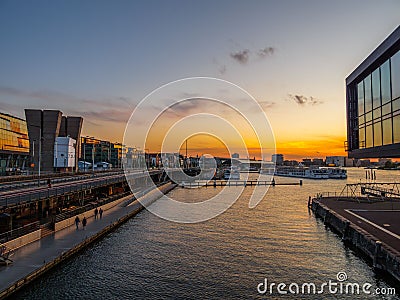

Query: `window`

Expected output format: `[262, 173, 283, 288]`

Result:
[357, 81, 364, 115]
[394, 114, 400, 143]
[359, 127, 365, 148]
[372, 68, 381, 110]
[366, 125, 373, 148]
[373, 121, 382, 146]
[381, 60, 391, 104]
[382, 118, 392, 145]
[392, 50, 400, 100]
[364, 75, 372, 112]
[393, 98, 400, 113]
[382, 103, 391, 116]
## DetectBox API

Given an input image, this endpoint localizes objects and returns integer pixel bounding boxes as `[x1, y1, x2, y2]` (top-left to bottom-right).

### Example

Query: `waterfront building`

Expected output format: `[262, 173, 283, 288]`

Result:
[54, 137, 76, 171]
[25, 109, 83, 172]
[0, 112, 30, 174]
[346, 26, 400, 158]
[80, 137, 126, 169]
[326, 156, 346, 167]
[271, 154, 284, 165]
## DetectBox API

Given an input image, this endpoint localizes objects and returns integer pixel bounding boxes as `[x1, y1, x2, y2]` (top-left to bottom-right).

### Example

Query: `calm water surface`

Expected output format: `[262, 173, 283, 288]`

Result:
[16, 169, 400, 299]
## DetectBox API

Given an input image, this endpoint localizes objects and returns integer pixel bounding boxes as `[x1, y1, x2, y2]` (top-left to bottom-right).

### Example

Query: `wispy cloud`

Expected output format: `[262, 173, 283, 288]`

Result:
[212, 58, 227, 75]
[288, 94, 323, 106]
[230, 49, 250, 64]
[229, 45, 276, 65]
[0, 85, 134, 123]
[257, 47, 275, 58]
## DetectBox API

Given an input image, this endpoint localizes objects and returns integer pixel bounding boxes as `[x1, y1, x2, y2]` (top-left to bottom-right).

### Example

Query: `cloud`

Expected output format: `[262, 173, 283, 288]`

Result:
[229, 45, 275, 65]
[288, 94, 323, 106]
[258, 101, 276, 109]
[257, 47, 275, 58]
[0, 85, 135, 124]
[212, 58, 227, 75]
[230, 49, 250, 64]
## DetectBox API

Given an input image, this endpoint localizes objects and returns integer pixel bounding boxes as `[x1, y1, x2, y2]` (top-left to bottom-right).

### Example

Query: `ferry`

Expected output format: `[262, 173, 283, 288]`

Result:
[224, 168, 240, 180]
[275, 166, 329, 179]
[319, 167, 347, 179]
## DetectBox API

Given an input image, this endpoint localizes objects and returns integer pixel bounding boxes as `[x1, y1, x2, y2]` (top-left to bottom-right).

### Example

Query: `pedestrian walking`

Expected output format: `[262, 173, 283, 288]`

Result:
[99, 208, 103, 219]
[82, 216, 87, 230]
[94, 207, 98, 220]
[75, 216, 80, 230]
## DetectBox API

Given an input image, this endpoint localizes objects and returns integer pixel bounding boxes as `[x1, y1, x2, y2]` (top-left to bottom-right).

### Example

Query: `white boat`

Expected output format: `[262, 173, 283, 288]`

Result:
[224, 168, 240, 180]
[275, 166, 329, 179]
[320, 167, 347, 179]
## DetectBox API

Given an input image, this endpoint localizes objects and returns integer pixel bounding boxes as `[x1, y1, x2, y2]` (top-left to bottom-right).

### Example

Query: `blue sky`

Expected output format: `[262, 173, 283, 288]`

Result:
[0, 0, 399, 158]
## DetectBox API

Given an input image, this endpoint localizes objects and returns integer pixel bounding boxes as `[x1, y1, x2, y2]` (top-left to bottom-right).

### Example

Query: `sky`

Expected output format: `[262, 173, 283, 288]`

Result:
[0, 0, 399, 160]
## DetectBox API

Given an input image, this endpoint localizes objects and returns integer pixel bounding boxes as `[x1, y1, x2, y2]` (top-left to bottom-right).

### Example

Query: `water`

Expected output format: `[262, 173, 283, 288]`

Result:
[16, 169, 400, 299]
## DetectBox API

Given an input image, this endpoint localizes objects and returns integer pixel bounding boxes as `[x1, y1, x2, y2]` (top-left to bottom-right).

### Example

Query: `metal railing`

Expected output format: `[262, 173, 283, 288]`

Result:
[55, 191, 131, 223]
[0, 221, 40, 244]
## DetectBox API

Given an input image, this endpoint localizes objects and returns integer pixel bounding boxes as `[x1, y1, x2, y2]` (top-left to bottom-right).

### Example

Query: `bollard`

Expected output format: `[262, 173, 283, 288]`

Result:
[299, 180, 303, 186]
[342, 221, 350, 242]
[373, 240, 382, 270]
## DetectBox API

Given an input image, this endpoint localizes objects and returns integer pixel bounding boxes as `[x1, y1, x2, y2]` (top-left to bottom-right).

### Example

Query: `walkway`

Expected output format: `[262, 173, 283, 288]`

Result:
[0, 183, 174, 297]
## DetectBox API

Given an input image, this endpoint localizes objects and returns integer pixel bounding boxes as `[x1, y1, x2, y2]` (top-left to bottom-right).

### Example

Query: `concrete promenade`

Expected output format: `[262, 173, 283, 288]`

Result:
[0, 183, 176, 299]
[312, 197, 400, 283]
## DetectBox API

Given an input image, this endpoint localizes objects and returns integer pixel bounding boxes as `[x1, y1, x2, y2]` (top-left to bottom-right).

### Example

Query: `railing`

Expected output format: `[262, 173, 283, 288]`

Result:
[55, 191, 131, 223]
[0, 221, 40, 244]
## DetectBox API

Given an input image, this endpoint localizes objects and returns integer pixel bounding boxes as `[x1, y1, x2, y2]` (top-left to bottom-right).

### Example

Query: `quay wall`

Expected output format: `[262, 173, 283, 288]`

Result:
[312, 198, 400, 283]
[0, 182, 177, 300]
[3, 230, 41, 252]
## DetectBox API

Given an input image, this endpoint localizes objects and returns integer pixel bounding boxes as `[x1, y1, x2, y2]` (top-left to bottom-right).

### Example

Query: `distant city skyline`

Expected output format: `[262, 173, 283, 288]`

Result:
[1, 1, 399, 160]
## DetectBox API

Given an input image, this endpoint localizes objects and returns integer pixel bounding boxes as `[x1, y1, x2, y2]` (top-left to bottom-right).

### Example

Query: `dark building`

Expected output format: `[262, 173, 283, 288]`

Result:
[0, 112, 30, 174]
[346, 26, 400, 158]
[80, 137, 125, 169]
[25, 109, 83, 172]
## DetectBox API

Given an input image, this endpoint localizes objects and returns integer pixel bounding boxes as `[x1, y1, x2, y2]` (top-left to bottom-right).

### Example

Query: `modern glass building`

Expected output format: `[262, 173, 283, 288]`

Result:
[0, 112, 30, 174]
[80, 137, 126, 168]
[346, 26, 400, 158]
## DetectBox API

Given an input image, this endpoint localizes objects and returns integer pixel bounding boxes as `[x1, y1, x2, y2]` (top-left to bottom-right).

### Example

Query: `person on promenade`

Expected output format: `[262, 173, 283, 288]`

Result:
[99, 208, 103, 219]
[82, 216, 87, 230]
[75, 216, 80, 230]
[94, 207, 98, 220]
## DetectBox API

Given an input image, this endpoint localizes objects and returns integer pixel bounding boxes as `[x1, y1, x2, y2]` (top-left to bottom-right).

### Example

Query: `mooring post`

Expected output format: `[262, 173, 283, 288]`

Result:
[307, 196, 311, 207]
[342, 220, 350, 242]
[299, 180, 303, 186]
[373, 240, 382, 270]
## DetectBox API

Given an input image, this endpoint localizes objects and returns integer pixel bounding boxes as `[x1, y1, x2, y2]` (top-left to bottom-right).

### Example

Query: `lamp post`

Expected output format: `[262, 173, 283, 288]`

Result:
[30, 124, 42, 186]
[54, 140, 58, 173]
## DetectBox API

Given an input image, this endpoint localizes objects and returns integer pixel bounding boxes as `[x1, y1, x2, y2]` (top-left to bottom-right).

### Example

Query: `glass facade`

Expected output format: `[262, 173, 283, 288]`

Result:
[0, 113, 29, 153]
[357, 49, 400, 149]
[80, 137, 126, 168]
[0, 112, 30, 174]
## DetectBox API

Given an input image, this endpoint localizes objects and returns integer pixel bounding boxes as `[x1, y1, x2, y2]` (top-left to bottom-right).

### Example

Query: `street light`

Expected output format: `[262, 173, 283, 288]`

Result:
[30, 124, 42, 186]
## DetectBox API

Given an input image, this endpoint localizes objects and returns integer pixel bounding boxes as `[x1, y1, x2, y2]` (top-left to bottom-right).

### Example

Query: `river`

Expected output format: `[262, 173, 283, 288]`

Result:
[16, 168, 400, 299]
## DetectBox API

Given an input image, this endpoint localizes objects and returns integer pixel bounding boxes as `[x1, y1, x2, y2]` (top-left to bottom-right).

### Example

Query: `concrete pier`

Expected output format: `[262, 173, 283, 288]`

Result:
[0, 183, 176, 299]
[311, 197, 400, 283]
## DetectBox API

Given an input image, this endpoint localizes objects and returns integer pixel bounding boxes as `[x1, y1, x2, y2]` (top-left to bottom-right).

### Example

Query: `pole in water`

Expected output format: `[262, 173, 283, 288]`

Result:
[299, 180, 303, 186]
[308, 196, 311, 207]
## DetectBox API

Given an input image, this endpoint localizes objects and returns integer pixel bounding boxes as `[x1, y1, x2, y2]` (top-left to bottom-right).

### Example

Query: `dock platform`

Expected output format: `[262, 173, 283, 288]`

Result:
[180, 180, 302, 188]
[311, 196, 400, 283]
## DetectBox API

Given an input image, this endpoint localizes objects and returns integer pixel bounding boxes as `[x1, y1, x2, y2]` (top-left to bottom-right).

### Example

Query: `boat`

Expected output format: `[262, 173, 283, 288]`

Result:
[319, 167, 347, 179]
[275, 166, 329, 179]
[224, 168, 240, 180]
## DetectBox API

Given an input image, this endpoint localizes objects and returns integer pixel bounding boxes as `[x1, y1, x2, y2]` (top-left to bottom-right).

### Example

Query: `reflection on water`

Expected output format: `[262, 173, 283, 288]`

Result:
[16, 169, 400, 299]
